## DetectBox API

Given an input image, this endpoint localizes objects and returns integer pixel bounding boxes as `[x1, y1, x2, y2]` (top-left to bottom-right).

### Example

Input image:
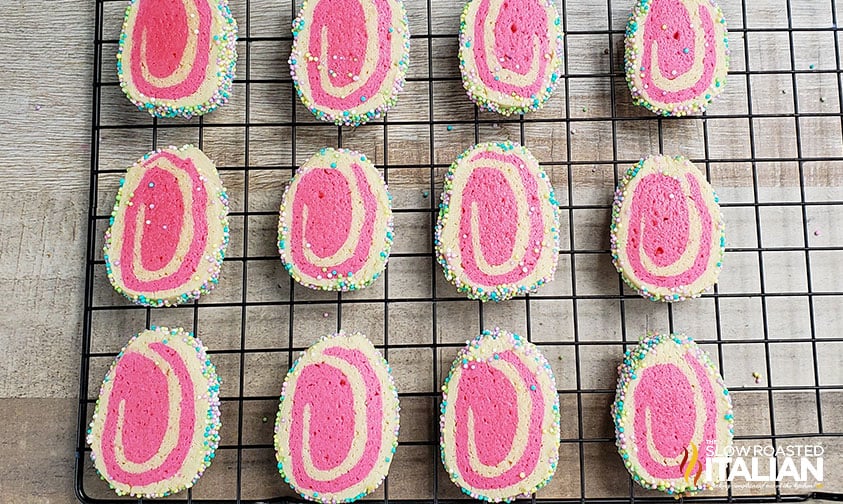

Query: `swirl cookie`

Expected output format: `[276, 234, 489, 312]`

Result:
[612, 333, 734, 496]
[104, 145, 230, 307]
[458, 0, 563, 115]
[278, 148, 393, 292]
[625, 0, 729, 116]
[435, 142, 560, 301]
[610, 155, 724, 302]
[117, 0, 238, 118]
[440, 329, 560, 502]
[274, 331, 400, 503]
[87, 327, 221, 498]
[289, 0, 410, 126]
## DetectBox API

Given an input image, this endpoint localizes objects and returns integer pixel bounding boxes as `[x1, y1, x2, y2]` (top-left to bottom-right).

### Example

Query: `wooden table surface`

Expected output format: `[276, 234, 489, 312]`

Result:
[2, 0, 842, 502]
[1, 1, 93, 501]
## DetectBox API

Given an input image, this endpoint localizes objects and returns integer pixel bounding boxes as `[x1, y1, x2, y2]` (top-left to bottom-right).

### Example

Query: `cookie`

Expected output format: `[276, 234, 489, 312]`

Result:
[278, 148, 393, 292]
[625, 0, 729, 116]
[104, 145, 230, 307]
[435, 142, 560, 301]
[87, 327, 221, 498]
[611, 155, 724, 302]
[117, 0, 238, 119]
[440, 329, 560, 502]
[612, 333, 734, 496]
[274, 331, 400, 503]
[289, 0, 410, 126]
[458, 0, 563, 115]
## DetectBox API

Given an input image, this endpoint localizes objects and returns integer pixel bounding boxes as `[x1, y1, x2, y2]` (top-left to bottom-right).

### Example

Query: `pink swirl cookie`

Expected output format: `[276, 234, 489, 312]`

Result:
[435, 142, 560, 301]
[612, 333, 734, 496]
[274, 331, 400, 503]
[289, 0, 410, 126]
[117, 0, 238, 118]
[440, 329, 560, 502]
[611, 155, 724, 302]
[625, 0, 729, 116]
[87, 327, 221, 498]
[458, 0, 563, 115]
[278, 148, 393, 292]
[104, 145, 230, 307]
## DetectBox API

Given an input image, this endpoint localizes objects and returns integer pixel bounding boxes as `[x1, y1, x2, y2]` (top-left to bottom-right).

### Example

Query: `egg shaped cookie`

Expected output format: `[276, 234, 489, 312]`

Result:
[458, 0, 563, 115]
[278, 148, 393, 291]
[440, 329, 560, 502]
[612, 333, 734, 496]
[87, 327, 221, 498]
[435, 142, 560, 301]
[274, 331, 400, 503]
[289, 0, 410, 126]
[610, 155, 724, 302]
[625, 0, 729, 116]
[104, 145, 230, 307]
[117, 0, 238, 118]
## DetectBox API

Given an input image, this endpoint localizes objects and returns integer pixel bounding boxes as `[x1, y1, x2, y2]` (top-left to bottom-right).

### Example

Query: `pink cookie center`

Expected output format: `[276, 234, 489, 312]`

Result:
[130, 0, 213, 100]
[632, 352, 717, 479]
[453, 350, 544, 489]
[287, 347, 385, 493]
[457, 151, 545, 285]
[139, 169, 184, 271]
[640, 0, 718, 102]
[472, 0, 550, 97]
[467, 167, 519, 267]
[624, 172, 713, 287]
[307, 0, 394, 109]
[120, 152, 209, 294]
[288, 164, 378, 278]
[101, 342, 196, 486]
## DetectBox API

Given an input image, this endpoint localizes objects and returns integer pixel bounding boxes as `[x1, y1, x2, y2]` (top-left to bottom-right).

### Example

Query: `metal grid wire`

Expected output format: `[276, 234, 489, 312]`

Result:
[76, 0, 843, 502]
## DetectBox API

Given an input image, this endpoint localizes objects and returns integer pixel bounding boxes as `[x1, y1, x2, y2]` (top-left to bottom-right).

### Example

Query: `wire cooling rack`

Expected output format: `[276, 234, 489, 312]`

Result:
[76, 0, 843, 502]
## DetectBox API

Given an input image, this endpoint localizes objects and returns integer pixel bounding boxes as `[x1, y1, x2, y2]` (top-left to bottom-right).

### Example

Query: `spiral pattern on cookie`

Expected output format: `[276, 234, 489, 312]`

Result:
[611, 155, 724, 302]
[104, 145, 230, 307]
[436, 142, 559, 301]
[289, 0, 410, 126]
[117, 0, 238, 118]
[279, 148, 393, 292]
[625, 0, 729, 116]
[440, 329, 560, 502]
[87, 327, 221, 498]
[458, 0, 563, 115]
[274, 332, 400, 503]
[612, 333, 734, 496]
